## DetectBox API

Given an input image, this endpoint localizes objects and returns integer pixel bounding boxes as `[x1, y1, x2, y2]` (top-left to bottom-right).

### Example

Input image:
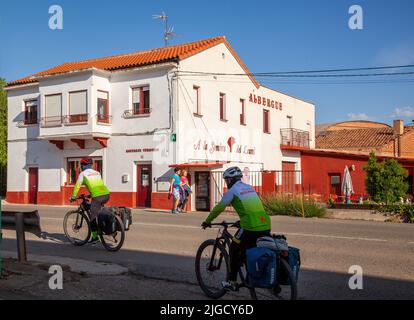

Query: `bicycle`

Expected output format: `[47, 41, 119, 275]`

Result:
[63, 194, 125, 252]
[195, 221, 297, 300]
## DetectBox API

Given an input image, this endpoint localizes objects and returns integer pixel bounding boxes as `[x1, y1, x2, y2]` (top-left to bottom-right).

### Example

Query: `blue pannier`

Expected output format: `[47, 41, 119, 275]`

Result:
[246, 247, 277, 288]
[288, 247, 301, 282]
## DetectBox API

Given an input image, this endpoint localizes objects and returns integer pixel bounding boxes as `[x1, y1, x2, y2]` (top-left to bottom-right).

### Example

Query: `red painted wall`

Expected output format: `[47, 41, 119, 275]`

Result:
[301, 151, 414, 201]
[302, 152, 369, 201]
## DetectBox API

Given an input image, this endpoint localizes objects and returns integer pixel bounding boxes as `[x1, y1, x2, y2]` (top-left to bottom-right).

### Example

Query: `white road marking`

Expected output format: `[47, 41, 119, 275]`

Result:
[39, 218, 391, 242]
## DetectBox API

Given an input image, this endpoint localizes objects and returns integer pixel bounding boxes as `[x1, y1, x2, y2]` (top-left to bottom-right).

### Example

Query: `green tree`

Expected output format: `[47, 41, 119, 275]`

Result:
[364, 152, 409, 204]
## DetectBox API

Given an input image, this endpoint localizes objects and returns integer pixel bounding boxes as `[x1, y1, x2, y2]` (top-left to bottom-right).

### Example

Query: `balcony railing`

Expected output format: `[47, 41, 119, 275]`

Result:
[280, 128, 310, 149]
[123, 108, 151, 118]
[18, 117, 38, 127]
[40, 116, 63, 127]
[64, 113, 89, 124]
[96, 114, 112, 124]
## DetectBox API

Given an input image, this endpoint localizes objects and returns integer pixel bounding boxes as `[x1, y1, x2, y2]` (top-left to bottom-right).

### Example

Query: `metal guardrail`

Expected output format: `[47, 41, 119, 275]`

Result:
[40, 116, 63, 127]
[123, 108, 151, 118]
[96, 114, 112, 124]
[280, 128, 310, 148]
[1, 210, 42, 262]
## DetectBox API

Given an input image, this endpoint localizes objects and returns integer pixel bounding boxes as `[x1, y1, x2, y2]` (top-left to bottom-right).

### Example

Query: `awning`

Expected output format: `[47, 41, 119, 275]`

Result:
[169, 161, 229, 168]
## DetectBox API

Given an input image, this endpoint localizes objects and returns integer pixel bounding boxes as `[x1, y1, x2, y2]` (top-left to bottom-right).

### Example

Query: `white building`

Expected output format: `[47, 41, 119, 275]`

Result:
[6, 36, 315, 211]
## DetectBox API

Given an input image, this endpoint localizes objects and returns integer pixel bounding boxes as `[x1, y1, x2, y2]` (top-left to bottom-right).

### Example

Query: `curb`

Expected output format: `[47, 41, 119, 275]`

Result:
[1, 251, 128, 276]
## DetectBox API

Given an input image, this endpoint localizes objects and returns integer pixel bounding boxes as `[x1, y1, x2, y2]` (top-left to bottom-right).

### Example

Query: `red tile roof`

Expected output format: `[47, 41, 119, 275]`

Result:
[7, 36, 259, 88]
[316, 127, 414, 150]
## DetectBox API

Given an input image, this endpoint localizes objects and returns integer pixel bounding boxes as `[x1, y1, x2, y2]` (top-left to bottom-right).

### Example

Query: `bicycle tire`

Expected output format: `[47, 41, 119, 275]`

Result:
[99, 215, 125, 252]
[63, 210, 91, 246]
[195, 239, 229, 299]
[250, 257, 297, 300]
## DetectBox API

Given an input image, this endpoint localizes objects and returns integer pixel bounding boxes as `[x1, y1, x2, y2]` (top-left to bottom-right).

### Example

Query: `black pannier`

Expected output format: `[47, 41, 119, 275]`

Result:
[118, 206, 133, 231]
[108, 206, 133, 231]
[97, 207, 116, 235]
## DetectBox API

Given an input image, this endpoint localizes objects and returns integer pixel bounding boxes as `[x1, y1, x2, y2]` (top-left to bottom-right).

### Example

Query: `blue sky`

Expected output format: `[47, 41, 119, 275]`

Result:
[1, 0, 413, 125]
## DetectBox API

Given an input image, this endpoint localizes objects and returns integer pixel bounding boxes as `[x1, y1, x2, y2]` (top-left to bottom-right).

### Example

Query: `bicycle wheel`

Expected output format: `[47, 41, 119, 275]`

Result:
[63, 210, 91, 246]
[250, 258, 297, 300]
[99, 215, 125, 252]
[195, 239, 229, 299]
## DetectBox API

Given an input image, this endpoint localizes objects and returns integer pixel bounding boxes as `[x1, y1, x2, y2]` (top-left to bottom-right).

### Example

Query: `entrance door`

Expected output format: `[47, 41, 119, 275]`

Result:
[329, 173, 341, 199]
[195, 172, 210, 211]
[137, 164, 152, 207]
[282, 161, 296, 194]
[28, 167, 38, 204]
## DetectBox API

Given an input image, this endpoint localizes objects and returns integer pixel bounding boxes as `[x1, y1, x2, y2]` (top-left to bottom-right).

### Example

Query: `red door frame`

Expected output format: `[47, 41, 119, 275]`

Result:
[136, 164, 152, 207]
[28, 167, 38, 204]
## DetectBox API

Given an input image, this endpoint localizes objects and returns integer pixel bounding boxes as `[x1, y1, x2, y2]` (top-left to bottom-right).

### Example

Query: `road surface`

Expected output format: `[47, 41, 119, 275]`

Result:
[1, 204, 414, 299]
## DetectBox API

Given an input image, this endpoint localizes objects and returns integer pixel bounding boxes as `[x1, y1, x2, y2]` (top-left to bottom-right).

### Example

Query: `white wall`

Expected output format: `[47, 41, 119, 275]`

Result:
[177, 42, 315, 172]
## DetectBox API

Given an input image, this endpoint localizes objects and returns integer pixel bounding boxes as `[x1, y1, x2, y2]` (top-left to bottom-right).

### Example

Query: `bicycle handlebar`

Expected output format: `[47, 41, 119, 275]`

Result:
[208, 220, 240, 229]
[75, 194, 91, 201]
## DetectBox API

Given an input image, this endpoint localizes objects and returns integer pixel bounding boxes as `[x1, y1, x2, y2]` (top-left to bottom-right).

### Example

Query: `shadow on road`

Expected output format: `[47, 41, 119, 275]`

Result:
[1, 237, 414, 300]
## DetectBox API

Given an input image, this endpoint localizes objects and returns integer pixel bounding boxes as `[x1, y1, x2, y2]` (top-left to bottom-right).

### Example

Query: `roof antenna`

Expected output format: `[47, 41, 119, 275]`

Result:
[152, 12, 176, 47]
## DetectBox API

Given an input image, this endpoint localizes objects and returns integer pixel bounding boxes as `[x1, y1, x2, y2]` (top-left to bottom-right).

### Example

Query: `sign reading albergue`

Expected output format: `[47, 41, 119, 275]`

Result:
[249, 93, 283, 110]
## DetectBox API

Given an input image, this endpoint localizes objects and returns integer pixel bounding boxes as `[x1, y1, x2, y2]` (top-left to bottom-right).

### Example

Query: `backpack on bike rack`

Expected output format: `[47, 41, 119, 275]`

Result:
[245, 247, 277, 289]
[97, 208, 117, 235]
[256, 235, 301, 285]
[118, 207, 132, 231]
[288, 246, 301, 282]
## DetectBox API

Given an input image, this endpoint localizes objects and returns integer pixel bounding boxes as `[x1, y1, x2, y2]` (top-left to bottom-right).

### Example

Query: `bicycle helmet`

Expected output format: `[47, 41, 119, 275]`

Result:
[80, 157, 93, 169]
[223, 166, 243, 179]
[223, 166, 243, 188]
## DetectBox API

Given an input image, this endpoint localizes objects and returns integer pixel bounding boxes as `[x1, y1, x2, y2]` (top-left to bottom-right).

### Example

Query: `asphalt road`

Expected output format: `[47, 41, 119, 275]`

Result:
[1, 204, 414, 299]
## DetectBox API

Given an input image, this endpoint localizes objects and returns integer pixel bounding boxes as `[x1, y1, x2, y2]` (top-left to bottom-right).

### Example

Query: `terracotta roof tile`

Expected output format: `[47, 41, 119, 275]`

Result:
[7, 36, 259, 88]
[316, 127, 414, 150]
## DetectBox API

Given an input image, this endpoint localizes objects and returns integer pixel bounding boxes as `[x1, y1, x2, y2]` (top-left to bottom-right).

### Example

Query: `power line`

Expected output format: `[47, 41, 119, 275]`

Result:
[177, 64, 414, 78]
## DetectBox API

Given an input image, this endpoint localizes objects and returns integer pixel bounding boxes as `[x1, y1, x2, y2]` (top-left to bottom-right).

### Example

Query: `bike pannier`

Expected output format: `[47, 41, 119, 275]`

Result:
[118, 207, 132, 231]
[98, 208, 116, 235]
[246, 247, 277, 288]
[288, 246, 301, 282]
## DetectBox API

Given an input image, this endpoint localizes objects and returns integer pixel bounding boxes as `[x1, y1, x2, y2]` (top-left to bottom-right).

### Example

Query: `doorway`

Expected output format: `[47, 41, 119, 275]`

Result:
[329, 173, 341, 198]
[28, 167, 38, 204]
[195, 171, 210, 211]
[282, 161, 296, 194]
[137, 164, 152, 207]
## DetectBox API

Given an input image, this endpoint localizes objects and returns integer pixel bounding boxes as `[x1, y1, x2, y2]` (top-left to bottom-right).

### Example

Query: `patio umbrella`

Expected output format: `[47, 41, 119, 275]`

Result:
[341, 166, 354, 202]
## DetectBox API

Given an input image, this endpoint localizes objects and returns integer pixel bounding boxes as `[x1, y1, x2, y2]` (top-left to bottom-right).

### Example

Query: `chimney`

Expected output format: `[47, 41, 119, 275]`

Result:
[393, 120, 404, 136]
[393, 120, 404, 157]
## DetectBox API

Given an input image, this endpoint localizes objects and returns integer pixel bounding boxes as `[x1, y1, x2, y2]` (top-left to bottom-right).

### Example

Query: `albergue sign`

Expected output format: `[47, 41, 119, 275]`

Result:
[249, 93, 283, 110]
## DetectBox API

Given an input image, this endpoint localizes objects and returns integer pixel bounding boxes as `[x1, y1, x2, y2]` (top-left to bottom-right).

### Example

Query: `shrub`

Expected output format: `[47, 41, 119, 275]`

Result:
[378, 204, 414, 223]
[261, 194, 326, 218]
[364, 152, 409, 204]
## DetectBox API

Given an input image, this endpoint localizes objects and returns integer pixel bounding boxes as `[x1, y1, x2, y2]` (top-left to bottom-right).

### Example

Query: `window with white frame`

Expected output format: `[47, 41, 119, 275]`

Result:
[44, 94, 62, 126]
[193, 86, 201, 115]
[132, 86, 150, 115]
[67, 157, 103, 185]
[68, 90, 88, 123]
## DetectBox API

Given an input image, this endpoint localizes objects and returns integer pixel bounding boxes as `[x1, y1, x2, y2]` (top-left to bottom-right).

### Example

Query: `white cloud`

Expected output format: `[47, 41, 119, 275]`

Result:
[374, 44, 414, 66]
[390, 107, 414, 119]
[347, 113, 370, 121]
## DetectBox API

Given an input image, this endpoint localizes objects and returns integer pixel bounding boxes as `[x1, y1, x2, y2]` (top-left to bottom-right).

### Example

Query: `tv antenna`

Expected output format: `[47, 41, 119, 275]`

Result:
[152, 12, 176, 47]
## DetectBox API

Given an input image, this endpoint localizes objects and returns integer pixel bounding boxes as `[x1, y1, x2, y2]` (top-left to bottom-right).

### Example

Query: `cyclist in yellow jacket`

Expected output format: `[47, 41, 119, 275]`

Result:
[70, 157, 110, 243]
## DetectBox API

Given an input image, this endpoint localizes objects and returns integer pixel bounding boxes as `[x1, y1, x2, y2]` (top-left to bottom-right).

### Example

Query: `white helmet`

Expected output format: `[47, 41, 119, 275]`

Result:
[223, 166, 243, 179]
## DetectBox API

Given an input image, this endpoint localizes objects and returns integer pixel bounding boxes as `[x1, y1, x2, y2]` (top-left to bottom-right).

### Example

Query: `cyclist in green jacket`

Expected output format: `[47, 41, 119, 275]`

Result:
[70, 157, 110, 243]
[202, 166, 271, 292]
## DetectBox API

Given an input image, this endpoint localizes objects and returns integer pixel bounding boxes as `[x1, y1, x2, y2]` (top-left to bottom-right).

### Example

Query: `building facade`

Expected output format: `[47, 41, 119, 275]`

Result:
[6, 36, 315, 211]
[302, 120, 414, 202]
